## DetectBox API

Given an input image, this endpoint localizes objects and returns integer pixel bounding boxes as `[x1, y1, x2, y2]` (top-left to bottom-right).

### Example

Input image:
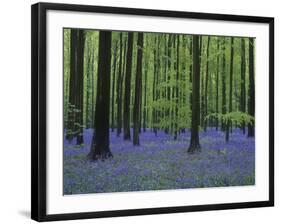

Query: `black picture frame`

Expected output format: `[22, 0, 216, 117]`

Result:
[31, 2, 274, 222]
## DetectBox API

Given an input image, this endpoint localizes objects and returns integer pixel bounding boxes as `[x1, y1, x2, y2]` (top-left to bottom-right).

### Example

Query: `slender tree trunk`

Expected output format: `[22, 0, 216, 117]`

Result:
[116, 33, 123, 136]
[240, 38, 246, 134]
[174, 35, 180, 140]
[226, 37, 234, 141]
[66, 29, 78, 141]
[161, 35, 169, 134]
[88, 31, 113, 160]
[248, 38, 255, 137]
[85, 43, 91, 129]
[188, 35, 201, 153]
[180, 35, 186, 134]
[143, 58, 148, 132]
[123, 32, 134, 140]
[204, 36, 210, 131]
[66, 29, 85, 145]
[76, 30, 85, 145]
[171, 36, 176, 135]
[139, 64, 142, 134]
[165, 34, 172, 133]
[200, 36, 205, 128]
[189, 36, 193, 113]
[133, 33, 144, 146]
[215, 38, 220, 130]
[221, 38, 227, 131]
[152, 36, 157, 136]
[64, 31, 70, 130]
[156, 36, 161, 133]
[152, 36, 157, 135]
[91, 47, 95, 129]
[111, 42, 117, 132]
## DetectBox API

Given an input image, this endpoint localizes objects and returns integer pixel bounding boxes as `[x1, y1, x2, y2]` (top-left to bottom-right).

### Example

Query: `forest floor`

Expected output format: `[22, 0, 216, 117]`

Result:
[63, 128, 255, 195]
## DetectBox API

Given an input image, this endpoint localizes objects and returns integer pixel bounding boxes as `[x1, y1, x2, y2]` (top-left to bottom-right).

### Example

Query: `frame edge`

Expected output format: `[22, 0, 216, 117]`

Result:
[31, 2, 48, 222]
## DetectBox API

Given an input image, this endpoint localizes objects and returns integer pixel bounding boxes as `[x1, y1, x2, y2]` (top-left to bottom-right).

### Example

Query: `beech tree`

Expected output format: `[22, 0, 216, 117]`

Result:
[248, 38, 255, 137]
[133, 33, 144, 146]
[66, 29, 85, 145]
[123, 32, 134, 140]
[88, 31, 113, 160]
[188, 35, 201, 153]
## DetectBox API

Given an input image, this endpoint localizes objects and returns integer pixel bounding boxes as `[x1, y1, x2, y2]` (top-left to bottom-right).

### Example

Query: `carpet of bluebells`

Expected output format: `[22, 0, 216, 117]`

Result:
[63, 128, 255, 195]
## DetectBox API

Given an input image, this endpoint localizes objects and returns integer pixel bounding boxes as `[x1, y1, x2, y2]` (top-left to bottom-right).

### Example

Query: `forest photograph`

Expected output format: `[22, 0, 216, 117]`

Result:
[63, 28, 255, 195]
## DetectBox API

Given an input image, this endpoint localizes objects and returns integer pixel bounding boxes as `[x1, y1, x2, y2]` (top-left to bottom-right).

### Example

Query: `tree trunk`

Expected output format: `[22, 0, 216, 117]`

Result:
[240, 38, 246, 134]
[143, 57, 148, 132]
[75, 30, 85, 145]
[88, 31, 113, 160]
[133, 33, 144, 146]
[90, 47, 95, 129]
[156, 36, 161, 133]
[216, 38, 220, 130]
[226, 37, 234, 141]
[164, 34, 172, 134]
[200, 36, 205, 128]
[116, 33, 123, 136]
[85, 42, 91, 129]
[174, 35, 180, 140]
[65, 29, 85, 144]
[188, 35, 201, 153]
[64, 30, 70, 130]
[123, 32, 134, 140]
[204, 36, 210, 131]
[221, 38, 227, 131]
[189, 36, 193, 113]
[111, 41, 117, 132]
[248, 38, 255, 137]
[66, 29, 78, 141]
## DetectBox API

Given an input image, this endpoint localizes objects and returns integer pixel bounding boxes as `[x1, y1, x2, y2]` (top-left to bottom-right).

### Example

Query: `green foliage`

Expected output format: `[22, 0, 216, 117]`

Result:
[63, 28, 255, 140]
[178, 105, 191, 129]
[205, 111, 254, 126]
[64, 102, 85, 135]
[150, 99, 191, 131]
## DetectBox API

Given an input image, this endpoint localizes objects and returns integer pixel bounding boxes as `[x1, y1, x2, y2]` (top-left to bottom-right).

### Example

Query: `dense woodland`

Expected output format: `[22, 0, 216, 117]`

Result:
[63, 29, 255, 161]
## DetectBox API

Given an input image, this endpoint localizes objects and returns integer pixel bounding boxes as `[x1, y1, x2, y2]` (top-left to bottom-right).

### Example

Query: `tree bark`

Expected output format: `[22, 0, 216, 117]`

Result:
[75, 30, 85, 145]
[188, 35, 201, 153]
[174, 35, 180, 140]
[226, 37, 234, 141]
[123, 32, 134, 140]
[88, 31, 113, 160]
[133, 33, 144, 146]
[165, 35, 172, 133]
[116, 33, 123, 136]
[215, 38, 220, 130]
[66, 29, 78, 141]
[152, 36, 159, 135]
[91, 47, 95, 129]
[200, 36, 205, 128]
[204, 36, 210, 131]
[221, 38, 227, 131]
[240, 38, 246, 134]
[66, 29, 85, 144]
[111, 41, 117, 132]
[143, 56, 148, 132]
[189, 36, 193, 113]
[85, 41, 91, 129]
[248, 38, 255, 137]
